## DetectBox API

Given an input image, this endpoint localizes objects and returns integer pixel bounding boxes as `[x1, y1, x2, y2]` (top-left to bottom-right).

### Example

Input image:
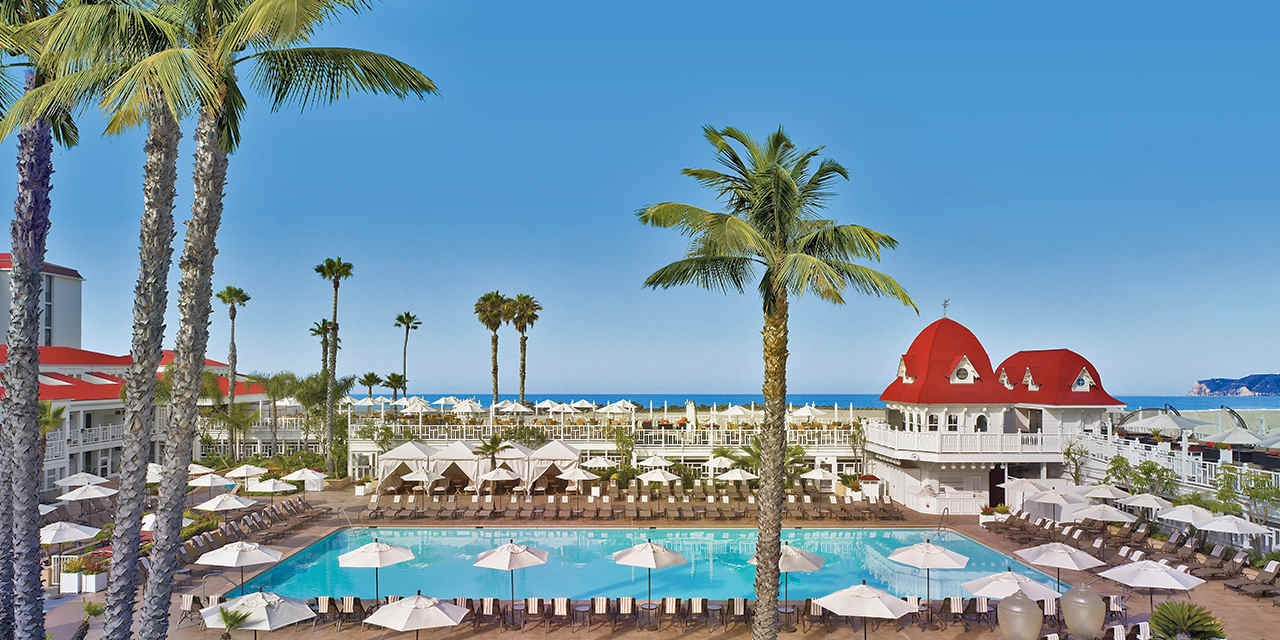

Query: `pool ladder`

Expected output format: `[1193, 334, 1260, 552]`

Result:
[937, 507, 949, 532]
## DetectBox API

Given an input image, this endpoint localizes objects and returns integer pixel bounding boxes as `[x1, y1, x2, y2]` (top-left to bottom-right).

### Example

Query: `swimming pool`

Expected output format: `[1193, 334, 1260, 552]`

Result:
[242, 527, 1059, 600]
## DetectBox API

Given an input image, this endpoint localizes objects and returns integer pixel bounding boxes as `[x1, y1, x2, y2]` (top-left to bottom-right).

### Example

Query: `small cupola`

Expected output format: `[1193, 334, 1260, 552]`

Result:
[1071, 367, 1096, 392]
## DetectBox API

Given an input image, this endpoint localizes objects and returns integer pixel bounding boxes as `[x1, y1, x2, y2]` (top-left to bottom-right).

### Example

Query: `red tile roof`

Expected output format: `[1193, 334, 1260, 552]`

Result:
[0, 346, 260, 401]
[0, 253, 83, 279]
[996, 349, 1123, 406]
[0, 345, 130, 367]
[159, 350, 229, 369]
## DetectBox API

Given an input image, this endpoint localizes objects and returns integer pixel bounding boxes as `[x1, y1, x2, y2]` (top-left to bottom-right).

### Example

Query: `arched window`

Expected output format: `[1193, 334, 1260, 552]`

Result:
[975, 415, 988, 432]
[946, 415, 959, 432]
[927, 414, 939, 431]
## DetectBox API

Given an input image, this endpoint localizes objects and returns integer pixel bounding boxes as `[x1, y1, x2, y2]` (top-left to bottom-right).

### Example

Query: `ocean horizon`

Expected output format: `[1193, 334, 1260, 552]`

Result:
[348, 393, 1280, 412]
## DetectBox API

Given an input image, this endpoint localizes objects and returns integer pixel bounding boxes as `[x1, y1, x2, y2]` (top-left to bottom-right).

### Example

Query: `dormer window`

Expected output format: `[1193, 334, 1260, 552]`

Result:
[1022, 368, 1040, 391]
[1072, 367, 1096, 392]
[949, 355, 978, 384]
[897, 357, 915, 384]
[998, 368, 1014, 390]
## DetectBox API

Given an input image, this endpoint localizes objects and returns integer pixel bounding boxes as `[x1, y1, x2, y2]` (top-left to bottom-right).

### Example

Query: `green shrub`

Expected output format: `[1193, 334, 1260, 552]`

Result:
[1149, 601, 1223, 640]
[60, 557, 84, 573]
[994, 504, 1011, 514]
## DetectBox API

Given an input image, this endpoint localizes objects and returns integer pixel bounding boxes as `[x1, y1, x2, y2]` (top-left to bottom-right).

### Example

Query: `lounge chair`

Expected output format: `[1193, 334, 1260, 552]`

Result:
[522, 597, 544, 630]
[802, 598, 830, 631]
[897, 596, 922, 630]
[476, 495, 493, 520]
[177, 594, 204, 627]
[685, 597, 707, 629]
[1188, 545, 1226, 574]
[1227, 560, 1280, 592]
[336, 596, 365, 631]
[613, 597, 637, 631]
[1105, 595, 1125, 623]
[473, 597, 502, 630]
[729, 597, 750, 627]
[310, 596, 335, 629]
[462, 496, 479, 519]
[937, 596, 964, 628]
[962, 596, 994, 631]
[1193, 550, 1247, 579]
[1040, 595, 1059, 630]
[546, 597, 571, 631]
[660, 597, 681, 629]
[588, 596, 612, 629]
[396, 494, 416, 519]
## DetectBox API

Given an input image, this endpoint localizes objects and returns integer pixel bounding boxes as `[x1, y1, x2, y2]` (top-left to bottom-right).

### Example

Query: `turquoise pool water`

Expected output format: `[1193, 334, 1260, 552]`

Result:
[241, 527, 1059, 601]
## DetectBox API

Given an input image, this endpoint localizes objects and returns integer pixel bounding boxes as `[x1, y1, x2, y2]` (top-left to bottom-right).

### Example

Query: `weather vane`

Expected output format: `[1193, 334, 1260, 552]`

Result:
[942, 299, 950, 318]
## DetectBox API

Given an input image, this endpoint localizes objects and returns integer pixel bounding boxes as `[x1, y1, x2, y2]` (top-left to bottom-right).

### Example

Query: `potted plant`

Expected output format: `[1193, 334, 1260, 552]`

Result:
[979, 505, 998, 525]
[217, 606, 252, 640]
[59, 556, 83, 595]
[1149, 601, 1223, 640]
[78, 555, 108, 593]
[69, 599, 105, 640]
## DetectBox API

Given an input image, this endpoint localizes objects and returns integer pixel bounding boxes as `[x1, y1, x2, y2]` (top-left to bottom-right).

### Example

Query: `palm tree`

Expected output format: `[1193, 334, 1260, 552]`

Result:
[214, 286, 249, 407]
[259, 372, 298, 458]
[358, 372, 382, 399]
[383, 373, 406, 401]
[474, 291, 511, 407]
[314, 256, 353, 474]
[215, 606, 251, 640]
[475, 434, 512, 469]
[36, 400, 65, 466]
[506, 294, 541, 404]
[713, 437, 808, 482]
[638, 125, 915, 640]
[393, 311, 421, 383]
[309, 319, 336, 375]
[214, 403, 259, 460]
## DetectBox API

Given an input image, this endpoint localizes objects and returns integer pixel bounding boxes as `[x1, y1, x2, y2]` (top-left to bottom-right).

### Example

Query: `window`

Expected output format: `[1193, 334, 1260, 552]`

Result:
[927, 414, 939, 431]
[947, 415, 959, 431]
[975, 415, 988, 432]
[41, 274, 53, 346]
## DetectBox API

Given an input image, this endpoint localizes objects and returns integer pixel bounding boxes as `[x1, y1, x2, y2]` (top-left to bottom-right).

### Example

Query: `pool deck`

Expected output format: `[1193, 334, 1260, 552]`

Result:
[47, 488, 1280, 639]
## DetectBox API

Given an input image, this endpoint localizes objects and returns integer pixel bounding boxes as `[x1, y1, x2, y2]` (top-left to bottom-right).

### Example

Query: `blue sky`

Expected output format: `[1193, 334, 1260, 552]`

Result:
[5, 2, 1277, 395]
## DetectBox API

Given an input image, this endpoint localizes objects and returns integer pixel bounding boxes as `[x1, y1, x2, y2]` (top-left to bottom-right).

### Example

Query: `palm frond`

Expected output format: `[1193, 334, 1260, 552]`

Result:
[776, 253, 850, 304]
[243, 46, 436, 111]
[823, 259, 917, 311]
[101, 47, 217, 134]
[794, 223, 899, 262]
[642, 256, 756, 294]
[23, 3, 185, 71]
[797, 158, 848, 210]
[0, 62, 124, 138]
[218, 0, 369, 57]
[218, 66, 247, 152]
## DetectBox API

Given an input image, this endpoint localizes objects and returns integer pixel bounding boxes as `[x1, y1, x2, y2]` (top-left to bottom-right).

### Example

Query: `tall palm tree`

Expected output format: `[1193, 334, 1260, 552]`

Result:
[474, 291, 511, 407]
[309, 319, 335, 375]
[314, 256, 352, 473]
[393, 311, 420, 382]
[506, 294, 541, 404]
[258, 371, 297, 458]
[383, 373, 406, 401]
[638, 125, 915, 640]
[215, 285, 249, 454]
[712, 437, 808, 481]
[475, 434, 512, 469]
[117, 2, 434, 635]
[358, 372, 382, 398]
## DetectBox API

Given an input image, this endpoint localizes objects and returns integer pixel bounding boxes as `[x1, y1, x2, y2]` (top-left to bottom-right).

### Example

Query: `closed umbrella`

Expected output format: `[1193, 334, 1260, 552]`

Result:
[338, 538, 414, 600]
[362, 592, 469, 640]
[197, 541, 283, 596]
[1014, 542, 1104, 592]
[473, 539, 549, 606]
[1099, 559, 1205, 612]
[55, 471, 108, 487]
[199, 590, 314, 640]
[887, 539, 968, 628]
[612, 539, 687, 604]
[961, 568, 1060, 602]
[748, 542, 824, 605]
[814, 580, 916, 640]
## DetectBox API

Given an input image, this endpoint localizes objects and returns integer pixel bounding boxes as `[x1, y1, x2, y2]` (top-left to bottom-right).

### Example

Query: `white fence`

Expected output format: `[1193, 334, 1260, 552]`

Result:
[865, 425, 1062, 455]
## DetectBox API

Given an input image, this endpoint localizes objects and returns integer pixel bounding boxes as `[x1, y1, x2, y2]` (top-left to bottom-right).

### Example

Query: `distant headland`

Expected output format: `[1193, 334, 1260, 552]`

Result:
[1190, 374, 1280, 396]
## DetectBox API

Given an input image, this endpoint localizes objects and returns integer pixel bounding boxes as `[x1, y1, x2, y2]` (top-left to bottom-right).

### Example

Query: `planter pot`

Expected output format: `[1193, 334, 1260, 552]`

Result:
[79, 572, 106, 593]
[354, 484, 368, 497]
[994, 513, 1010, 522]
[59, 572, 80, 594]
[978, 514, 1000, 525]
[861, 481, 881, 500]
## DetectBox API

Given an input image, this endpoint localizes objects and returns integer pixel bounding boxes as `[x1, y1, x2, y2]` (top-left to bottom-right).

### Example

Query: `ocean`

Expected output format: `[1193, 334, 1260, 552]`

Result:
[359, 392, 1280, 411]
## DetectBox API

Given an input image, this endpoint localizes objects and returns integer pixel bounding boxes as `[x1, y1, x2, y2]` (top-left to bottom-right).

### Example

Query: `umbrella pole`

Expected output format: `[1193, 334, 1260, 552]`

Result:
[376, 566, 380, 601]
[241, 566, 245, 596]
[648, 568, 652, 605]
[926, 568, 931, 629]
[1057, 568, 1061, 593]
[511, 570, 515, 606]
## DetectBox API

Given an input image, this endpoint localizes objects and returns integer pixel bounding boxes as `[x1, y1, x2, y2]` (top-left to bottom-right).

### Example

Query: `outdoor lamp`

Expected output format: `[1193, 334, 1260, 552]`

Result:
[1062, 585, 1106, 639]
[997, 591, 1043, 640]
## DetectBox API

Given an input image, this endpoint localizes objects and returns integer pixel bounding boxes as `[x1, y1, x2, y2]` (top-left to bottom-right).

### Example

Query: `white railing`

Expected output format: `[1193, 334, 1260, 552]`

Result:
[72, 423, 125, 446]
[346, 421, 854, 449]
[44, 438, 64, 461]
[865, 425, 1062, 455]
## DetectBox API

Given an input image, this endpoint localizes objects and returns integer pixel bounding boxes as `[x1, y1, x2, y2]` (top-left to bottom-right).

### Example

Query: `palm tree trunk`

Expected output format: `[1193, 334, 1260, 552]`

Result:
[139, 106, 227, 640]
[0, 384, 12, 640]
[7, 71, 52, 640]
[519, 333, 527, 404]
[490, 331, 499, 407]
[270, 397, 279, 457]
[325, 284, 338, 472]
[751, 296, 788, 640]
[103, 105, 179, 640]
[402, 326, 409, 382]
[227, 306, 237, 456]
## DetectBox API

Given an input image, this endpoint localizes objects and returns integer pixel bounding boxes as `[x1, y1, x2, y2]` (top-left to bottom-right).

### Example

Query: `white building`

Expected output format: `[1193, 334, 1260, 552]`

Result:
[0, 254, 83, 348]
[864, 317, 1125, 515]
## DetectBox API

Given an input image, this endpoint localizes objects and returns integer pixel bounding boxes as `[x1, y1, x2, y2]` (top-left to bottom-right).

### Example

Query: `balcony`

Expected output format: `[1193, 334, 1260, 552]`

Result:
[864, 425, 1064, 463]
[71, 423, 125, 447]
[44, 439, 65, 462]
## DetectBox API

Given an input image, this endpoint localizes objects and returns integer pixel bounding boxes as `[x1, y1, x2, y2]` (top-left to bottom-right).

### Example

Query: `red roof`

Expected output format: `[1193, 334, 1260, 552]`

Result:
[880, 318, 1008, 404]
[995, 349, 1123, 406]
[0, 345, 130, 367]
[880, 318, 1122, 407]
[0, 345, 260, 402]
[0, 253, 82, 279]
[159, 350, 229, 369]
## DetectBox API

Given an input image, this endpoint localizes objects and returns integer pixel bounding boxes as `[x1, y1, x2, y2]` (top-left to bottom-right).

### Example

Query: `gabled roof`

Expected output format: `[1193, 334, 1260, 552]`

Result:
[880, 318, 1007, 404]
[995, 349, 1123, 406]
[0, 253, 82, 279]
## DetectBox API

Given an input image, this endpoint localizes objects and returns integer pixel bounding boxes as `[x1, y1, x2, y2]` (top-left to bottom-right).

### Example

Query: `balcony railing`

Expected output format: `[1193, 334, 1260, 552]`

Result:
[346, 421, 855, 449]
[865, 425, 1062, 455]
[71, 423, 125, 447]
[44, 439, 65, 461]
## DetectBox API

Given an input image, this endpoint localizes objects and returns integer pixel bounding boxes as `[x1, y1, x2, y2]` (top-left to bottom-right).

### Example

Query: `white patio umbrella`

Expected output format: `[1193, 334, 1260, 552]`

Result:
[194, 493, 258, 514]
[226, 464, 269, 480]
[1118, 413, 1213, 436]
[431, 396, 459, 407]
[887, 539, 968, 628]
[479, 467, 521, 493]
[402, 470, 443, 493]
[814, 580, 916, 640]
[1120, 493, 1173, 510]
[716, 468, 759, 482]
[1014, 542, 1105, 592]
[962, 569, 1060, 602]
[197, 541, 283, 596]
[38, 504, 59, 516]
[997, 478, 1044, 508]
[638, 455, 672, 468]
[1198, 514, 1269, 536]
[361, 592, 468, 640]
[706, 456, 737, 470]
[637, 468, 679, 484]
[748, 542, 825, 604]
[1099, 559, 1205, 612]
[580, 456, 614, 469]
[1027, 489, 1073, 521]
[188, 473, 234, 499]
[352, 396, 379, 407]
[500, 402, 533, 414]
[788, 405, 822, 422]
[54, 471, 108, 487]
[199, 590, 315, 640]
[533, 399, 557, 410]
[248, 478, 297, 504]
[188, 462, 215, 475]
[800, 468, 840, 482]
[570, 399, 597, 410]
[599, 404, 631, 416]
[1084, 485, 1131, 501]
[56, 484, 118, 502]
[492, 399, 514, 411]
[391, 396, 414, 408]
[281, 468, 327, 495]
[612, 539, 687, 603]
[338, 538, 414, 600]
[473, 539, 549, 604]
[1068, 504, 1137, 524]
[140, 512, 193, 532]
[1157, 504, 1217, 527]
[557, 467, 600, 498]
[1199, 427, 1261, 447]
[39, 521, 100, 554]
